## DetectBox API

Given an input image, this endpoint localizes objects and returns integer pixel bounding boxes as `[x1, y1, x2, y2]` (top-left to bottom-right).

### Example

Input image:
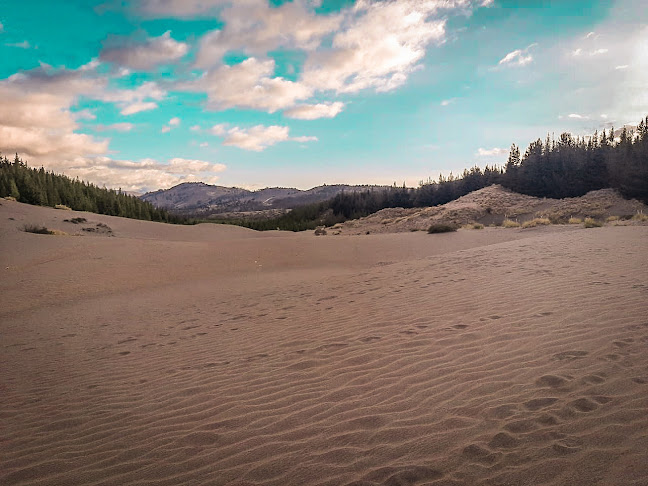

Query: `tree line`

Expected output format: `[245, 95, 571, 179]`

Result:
[208, 118, 647, 231]
[0, 154, 185, 223]
[2, 117, 646, 231]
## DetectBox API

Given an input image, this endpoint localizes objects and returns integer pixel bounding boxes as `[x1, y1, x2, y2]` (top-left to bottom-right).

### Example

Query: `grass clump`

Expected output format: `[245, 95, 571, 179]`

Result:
[583, 217, 603, 228]
[23, 224, 53, 234]
[54, 204, 72, 210]
[427, 223, 458, 234]
[632, 211, 648, 222]
[522, 218, 551, 228]
[606, 215, 619, 222]
[502, 219, 520, 228]
[568, 217, 582, 224]
[471, 223, 484, 230]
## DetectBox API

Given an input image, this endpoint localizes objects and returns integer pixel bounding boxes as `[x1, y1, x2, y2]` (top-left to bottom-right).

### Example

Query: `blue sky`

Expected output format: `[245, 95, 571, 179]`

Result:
[0, 0, 646, 192]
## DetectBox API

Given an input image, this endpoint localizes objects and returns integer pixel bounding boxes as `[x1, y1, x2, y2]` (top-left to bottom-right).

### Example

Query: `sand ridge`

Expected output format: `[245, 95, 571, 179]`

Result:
[1, 200, 648, 485]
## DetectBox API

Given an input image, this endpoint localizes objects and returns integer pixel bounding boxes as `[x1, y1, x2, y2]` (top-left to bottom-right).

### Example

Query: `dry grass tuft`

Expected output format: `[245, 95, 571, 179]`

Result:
[502, 219, 520, 228]
[54, 204, 72, 210]
[632, 211, 648, 222]
[583, 217, 603, 228]
[522, 218, 551, 228]
[568, 217, 582, 224]
[606, 215, 619, 222]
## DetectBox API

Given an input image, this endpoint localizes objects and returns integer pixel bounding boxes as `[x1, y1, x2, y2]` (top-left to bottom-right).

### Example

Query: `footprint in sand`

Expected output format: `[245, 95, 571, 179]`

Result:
[536, 375, 570, 388]
[524, 397, 558, 411]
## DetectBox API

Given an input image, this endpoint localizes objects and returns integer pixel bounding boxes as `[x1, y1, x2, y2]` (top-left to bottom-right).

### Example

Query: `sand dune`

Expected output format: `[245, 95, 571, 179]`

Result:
[1, 199, 647, 486]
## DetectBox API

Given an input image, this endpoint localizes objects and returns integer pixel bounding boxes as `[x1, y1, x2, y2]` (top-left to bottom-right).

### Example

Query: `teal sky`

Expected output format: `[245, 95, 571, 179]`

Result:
[1, 0, 646, 192]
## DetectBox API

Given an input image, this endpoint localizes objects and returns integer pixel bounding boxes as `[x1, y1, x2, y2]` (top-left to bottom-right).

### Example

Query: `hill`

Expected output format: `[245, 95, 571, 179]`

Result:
[326, 185, 648, 235]
[141, 182, 390, 215]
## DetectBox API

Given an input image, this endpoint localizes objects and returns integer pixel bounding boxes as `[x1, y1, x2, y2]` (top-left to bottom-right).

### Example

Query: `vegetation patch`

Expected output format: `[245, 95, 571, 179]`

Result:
[522, 218, 551, 228]
[428, 223, 458, 234]
[23, 224, 54, 235]
[568, 217, 582, 224]
[583, 218, 603, 228]
[54, 204, 72, 210]
[633, 212, 648, 222]
[502, 219, 520, 228]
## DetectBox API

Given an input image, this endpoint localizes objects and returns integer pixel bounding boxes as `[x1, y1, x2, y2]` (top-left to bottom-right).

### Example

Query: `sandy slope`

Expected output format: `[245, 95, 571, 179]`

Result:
[1, 199, 647, 486]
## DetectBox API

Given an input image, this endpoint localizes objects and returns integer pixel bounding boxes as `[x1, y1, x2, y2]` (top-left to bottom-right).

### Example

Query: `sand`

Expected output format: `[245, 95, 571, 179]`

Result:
[1, 198, 648, 486]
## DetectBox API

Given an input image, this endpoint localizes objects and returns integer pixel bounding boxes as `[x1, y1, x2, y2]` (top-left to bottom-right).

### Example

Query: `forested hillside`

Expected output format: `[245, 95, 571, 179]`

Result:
[0, 155, 183, 223]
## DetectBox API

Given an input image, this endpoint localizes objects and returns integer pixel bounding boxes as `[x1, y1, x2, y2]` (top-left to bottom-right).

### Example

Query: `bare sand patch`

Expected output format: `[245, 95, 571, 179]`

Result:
[1, 200, 647, 486]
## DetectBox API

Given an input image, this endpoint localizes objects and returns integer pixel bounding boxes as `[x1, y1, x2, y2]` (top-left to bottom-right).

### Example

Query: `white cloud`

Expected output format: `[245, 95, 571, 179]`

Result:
[195, 1, 341, 67]
[199, 142, 209, 147]
[161, 125, 171, 133]
[476, 147, 508, 157]
[302, 0, 449, 93]
[585, 31, 596, 39]
[440, 98, 457, 106]
[0, 66, 108, 162]
[100, 31, 188, 70]
[169, 117, 180, 126]
[498, 44, 536, 67]
[185, 57, 312, 112]
[615, 64, 629, 70]
[0, 21, 4, 33]
[60, 156, 227, 193]
[568, 113, 585, 119]
[284, 102, 345, 120]
[94, 123, 135, 132]
[99, 81, 166, 115]
[210, 124, 317, 151]
[190, 125, 201, 131]
[74, 109, 97, 121]
[480, 0, 494, 6]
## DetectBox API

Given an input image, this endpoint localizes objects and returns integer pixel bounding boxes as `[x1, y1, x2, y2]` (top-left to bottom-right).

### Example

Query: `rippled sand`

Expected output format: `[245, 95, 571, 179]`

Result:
[2, 200, 647, 486]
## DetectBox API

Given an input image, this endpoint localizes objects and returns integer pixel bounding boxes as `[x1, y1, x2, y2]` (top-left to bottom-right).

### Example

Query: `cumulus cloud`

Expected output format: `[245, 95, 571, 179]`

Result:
[0, 66, 108, 162]
[476, 147, 508, 157]
[284, 102, 345, 120]
[60, 156, 227, 193]
[301, 0, 449, 93]
[161, 117, 181, 133]
[210, 123, 317, 151]
[100, 31, 188, 71]
[99, 81, 166, 115]
[195, 1, 341, 67]
[498, 44, 536, 67]
[185, 57, 312, 112]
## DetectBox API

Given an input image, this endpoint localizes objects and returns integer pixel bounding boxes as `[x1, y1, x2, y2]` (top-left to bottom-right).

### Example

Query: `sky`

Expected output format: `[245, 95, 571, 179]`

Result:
[0, 0, 646, 193]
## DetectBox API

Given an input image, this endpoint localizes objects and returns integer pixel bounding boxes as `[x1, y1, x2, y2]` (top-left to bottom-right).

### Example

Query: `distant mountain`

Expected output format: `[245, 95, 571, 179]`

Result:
[141, 182, 389, 214]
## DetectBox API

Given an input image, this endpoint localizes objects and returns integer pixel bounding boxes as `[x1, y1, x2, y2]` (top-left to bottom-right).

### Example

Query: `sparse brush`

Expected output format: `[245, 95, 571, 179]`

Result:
[54, 204, 72, 210]
[606, 215, 619, 222]
[427, 223, 458, 234]
[502, 219, 520, 228]
[23, 224, 53, 234]
[522, 218, 551, 228]
[583, 217, 603, 228]
[632, 212, 648, 222]
[568, 217, 582, 224]
[471, 223, 484, 229]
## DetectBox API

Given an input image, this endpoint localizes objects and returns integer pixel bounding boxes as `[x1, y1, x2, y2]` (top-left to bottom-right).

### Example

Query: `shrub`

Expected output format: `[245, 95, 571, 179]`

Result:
[568, 217, 582, 224]
[632, 212, 648, 222]
[583, 217, 603, 228]
[54, 204, 72, 210]
[522, 218, 551, 229]
[314, 226, 327, 236]
[428, 223, 457, 234]
[471, 223, 484, 229]
[502, 219, 520, 228]
[606, 215, 619, 222]
[23, 224, 53, 234]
